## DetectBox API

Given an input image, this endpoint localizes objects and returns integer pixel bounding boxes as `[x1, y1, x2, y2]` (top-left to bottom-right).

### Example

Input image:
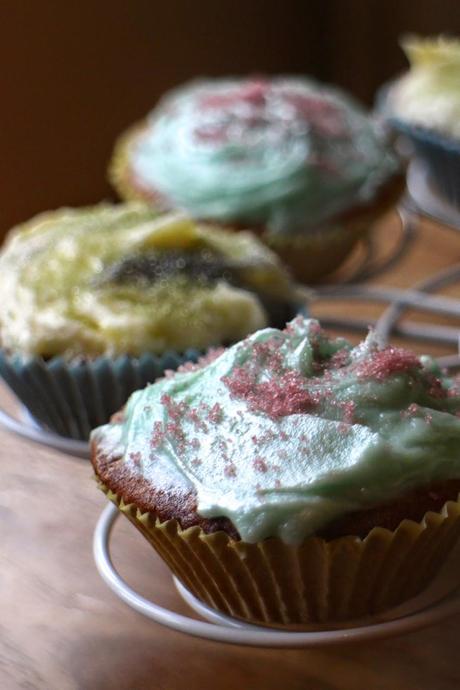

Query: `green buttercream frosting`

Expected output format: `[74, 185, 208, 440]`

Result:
[0, 206, 293, 358]
[93, 317, 460, 544]
[131, 77, 398, 236]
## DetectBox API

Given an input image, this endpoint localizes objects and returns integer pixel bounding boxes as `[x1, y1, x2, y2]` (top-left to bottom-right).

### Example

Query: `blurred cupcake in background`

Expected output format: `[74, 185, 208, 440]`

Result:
[0, 205, 299, 439]
[381, 35, 460, 208]
[110, 76, 402, 284]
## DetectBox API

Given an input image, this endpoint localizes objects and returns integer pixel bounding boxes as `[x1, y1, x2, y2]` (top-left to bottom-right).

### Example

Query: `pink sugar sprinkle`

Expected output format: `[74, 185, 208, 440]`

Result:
[160, 394, 187, 420]
[129, 451, 141, 467]
[194, 125, 227, 142]
[222, 368, 315, 419]
[151, 421, 165, 448]
[191, 458, 202, 467]
[356, 347, 421, 381]
[328, 348, 351, 370]
[207, 402, 223, 424]
[340, 400, 356, 424]
[187, 408, 208, 432]
[274, 479, 282, 489]
[200, 80, 268, 111]
[426, 375, 448, 399]
[253, 457, 268, 473]
[191, 438, 201, 450]
[401, 403, 419, 419]
[253, 339, 285, 374]
[224, 464, 237, 478]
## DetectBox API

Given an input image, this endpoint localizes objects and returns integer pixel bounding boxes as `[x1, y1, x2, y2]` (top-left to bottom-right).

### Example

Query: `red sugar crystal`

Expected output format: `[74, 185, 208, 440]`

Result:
[426, 375, 448, 399]
[224, 464, 237, 478]
[356, 347, 421, 381]
[283, 92, 345, 136]
[328, 348, 351, 370]
[194, 125, 227, 142]
[340, 400, 356, 424]
[253, 457, 268, 473]
[151, 421, 165, 448]
[401, 403, 419, 420]
[200, 80, 268, 111]
[207, 402, 223, 424]
[160, 394, 187, 420]
[129, 451, 141, 467]
[222, 368, 316, 418]
[187, 408, 208, 433]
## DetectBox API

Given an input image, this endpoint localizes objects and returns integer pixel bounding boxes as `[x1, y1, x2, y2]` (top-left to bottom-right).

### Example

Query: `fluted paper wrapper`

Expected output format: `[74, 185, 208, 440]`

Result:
[99, 483, 460, 626]
[0, 349, 199, 440]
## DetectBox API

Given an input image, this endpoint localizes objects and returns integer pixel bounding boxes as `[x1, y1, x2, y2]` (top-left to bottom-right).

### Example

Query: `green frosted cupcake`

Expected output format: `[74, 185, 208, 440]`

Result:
[110, 76, 402, 283]
[92, 317, 460, 625]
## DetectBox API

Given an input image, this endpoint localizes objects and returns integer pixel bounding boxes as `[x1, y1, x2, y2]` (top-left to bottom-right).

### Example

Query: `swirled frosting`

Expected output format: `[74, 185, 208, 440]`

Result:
[93, 317, 460, 544]
[129, 77, 398, 236]
[0, 206, 294, 358]
[388, 36, 460, 139]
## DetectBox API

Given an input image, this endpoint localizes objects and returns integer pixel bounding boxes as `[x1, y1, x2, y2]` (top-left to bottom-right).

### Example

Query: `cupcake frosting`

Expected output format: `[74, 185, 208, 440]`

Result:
[93, 317, 460, 544]
[130, 77, 398, 236]
[389, 36, 460, 139]
[0, 206, 293, 358]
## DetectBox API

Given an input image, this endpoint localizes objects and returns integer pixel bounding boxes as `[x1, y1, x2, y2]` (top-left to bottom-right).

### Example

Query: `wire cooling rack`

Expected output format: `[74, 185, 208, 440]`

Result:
[310, 164, 460, 369]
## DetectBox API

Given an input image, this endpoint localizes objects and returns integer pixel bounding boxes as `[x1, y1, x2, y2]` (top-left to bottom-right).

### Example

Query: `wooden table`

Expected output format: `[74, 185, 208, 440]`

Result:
[2, 212, 460, 690]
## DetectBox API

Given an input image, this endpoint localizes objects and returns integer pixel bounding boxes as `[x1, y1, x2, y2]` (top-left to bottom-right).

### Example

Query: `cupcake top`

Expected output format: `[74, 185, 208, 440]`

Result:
[387, 36, 460, 139]
[93, 316, 460, 544]
[0, 205, 295, 358]
[125, 76, 398, 236]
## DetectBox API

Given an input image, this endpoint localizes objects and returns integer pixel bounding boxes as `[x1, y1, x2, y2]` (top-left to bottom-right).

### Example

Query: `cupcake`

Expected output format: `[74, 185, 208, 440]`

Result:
[110, 76, 402, 283]
[0, 204, 299, 440]
[92, 316, 460, 626]
[381, 35, 460, 207]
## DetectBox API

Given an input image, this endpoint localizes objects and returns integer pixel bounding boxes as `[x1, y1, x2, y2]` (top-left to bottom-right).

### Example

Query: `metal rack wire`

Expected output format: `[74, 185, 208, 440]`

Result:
[309, 167, 460, 369]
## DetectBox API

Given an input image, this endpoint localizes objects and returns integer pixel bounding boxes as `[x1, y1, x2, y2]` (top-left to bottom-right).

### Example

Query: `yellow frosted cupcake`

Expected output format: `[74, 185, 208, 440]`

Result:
[382, 35, 460, 207]
[0, 205, 299, 439]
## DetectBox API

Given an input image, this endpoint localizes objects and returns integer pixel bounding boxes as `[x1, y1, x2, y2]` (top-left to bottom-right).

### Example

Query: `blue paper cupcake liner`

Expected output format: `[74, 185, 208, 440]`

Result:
[0, 349, 200, 440]
[389, 117, 460, 209]
[0, 301, 308, 441]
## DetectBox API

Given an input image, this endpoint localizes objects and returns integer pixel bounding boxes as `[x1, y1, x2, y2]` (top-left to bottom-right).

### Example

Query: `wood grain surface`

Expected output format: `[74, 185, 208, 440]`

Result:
[2, 212, 460, 690]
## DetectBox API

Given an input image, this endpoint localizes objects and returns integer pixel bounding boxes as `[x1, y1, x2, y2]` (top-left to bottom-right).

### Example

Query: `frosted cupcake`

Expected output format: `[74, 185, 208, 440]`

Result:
[382, 36, 460, 207]
[110, 77, 402, 283]
[0, 205, 299, 439]
[92, 317, 460, 625]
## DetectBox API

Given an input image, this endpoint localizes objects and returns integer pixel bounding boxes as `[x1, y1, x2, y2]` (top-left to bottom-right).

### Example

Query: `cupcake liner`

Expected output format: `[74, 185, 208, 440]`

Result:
[389, 117, 460, 209]
[0, 302, 306, 441]
[99, 483, 460, 627]
[0, 349, 199, 441]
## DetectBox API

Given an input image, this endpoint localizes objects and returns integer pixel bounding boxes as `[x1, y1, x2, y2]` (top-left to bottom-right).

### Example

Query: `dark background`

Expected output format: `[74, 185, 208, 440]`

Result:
[0, 0, 458, 238]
